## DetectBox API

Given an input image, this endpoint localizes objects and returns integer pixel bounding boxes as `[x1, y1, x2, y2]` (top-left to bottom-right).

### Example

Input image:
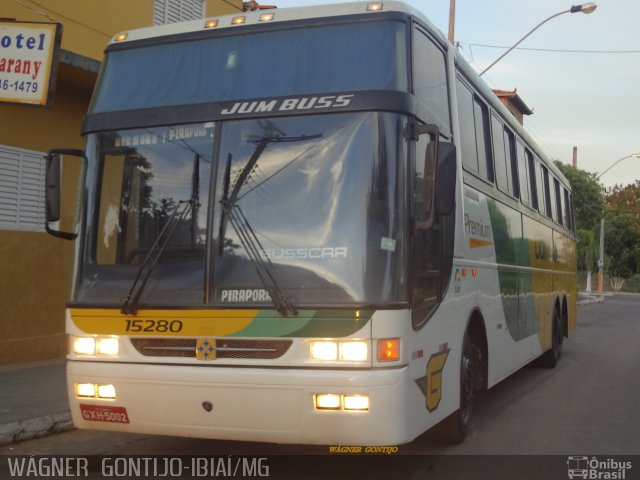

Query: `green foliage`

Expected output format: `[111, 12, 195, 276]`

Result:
[553, 161, 604, 231]
[602, 182, 640, 278]
[576, 228, 597, 272]
[605, 206, 640, 279]
[606, 181, 640, 221]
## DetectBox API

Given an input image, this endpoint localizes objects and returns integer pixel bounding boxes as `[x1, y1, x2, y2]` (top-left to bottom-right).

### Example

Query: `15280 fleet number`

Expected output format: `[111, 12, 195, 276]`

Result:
[124, 319, 183, 333]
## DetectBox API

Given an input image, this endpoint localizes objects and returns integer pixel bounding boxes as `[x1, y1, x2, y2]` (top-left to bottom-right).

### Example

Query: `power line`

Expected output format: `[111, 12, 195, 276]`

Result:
[221, 0, 243, 12]
[14, 0, 112, 37]
[462, 41, 640, 54]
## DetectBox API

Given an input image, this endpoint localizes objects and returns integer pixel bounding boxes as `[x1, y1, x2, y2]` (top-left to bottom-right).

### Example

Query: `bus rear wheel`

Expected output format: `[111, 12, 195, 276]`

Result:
[427, 332, 478, 443]
[537, 308, 563, 368]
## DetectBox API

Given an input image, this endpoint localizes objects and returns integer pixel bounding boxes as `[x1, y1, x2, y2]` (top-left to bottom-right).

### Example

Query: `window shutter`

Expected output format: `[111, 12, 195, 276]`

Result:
[0, 146, 46, 232]
[154, 0, 206, 25]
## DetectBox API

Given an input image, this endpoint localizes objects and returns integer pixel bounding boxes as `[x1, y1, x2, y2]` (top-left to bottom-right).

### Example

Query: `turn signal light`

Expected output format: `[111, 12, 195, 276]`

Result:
[377, 338, 400, 362]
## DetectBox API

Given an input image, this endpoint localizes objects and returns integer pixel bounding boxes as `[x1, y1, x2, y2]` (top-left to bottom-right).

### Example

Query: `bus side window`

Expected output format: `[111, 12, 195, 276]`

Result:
[560, 187, 571, 230]
[548, 174, 558, 222]
[491, 114, 510, 193]
[535, 157, 546, 216]
[473, 97, 493, 182]
[456, 78, 478, 174]
[526, 149, 538, 210]
[541, 165, 553, 219]
[563, 188, 572, 231]
[413, 28, 450, 131]
[568, 192, 576, 233]
[455, 77, 492, 183]
[553, 177, 563, 225]
[516, 140, 530, 206]
[504, 128, 518, 197]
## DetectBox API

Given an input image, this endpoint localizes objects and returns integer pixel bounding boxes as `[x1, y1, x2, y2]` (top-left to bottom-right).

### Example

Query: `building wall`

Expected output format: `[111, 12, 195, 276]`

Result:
[0, 0, 242, 364]
[0, 80, 91, 364]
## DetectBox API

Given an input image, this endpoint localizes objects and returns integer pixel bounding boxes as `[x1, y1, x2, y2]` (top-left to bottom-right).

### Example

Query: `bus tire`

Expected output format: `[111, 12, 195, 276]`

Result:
[537, 307, 563, 368]
[427, 332, 477, 443]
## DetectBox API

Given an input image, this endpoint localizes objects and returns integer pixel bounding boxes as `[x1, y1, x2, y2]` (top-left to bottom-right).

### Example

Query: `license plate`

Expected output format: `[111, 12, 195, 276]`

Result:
[80, 404, 130, 424]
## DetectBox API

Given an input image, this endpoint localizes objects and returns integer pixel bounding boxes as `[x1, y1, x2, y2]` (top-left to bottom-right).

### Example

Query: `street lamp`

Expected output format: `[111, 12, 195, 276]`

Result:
[595, 153, 640, 297]
[479, 3, 597, 76]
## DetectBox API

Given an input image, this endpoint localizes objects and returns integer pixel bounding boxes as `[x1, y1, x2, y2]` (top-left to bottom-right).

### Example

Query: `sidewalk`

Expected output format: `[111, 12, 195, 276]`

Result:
[577, 291, 606, 305]
[0, 358, 73, 446]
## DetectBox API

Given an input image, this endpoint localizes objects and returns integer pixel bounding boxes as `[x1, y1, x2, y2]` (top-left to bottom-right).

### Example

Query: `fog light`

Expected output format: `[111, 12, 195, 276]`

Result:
[75, 383, 96, 398]
[315, 394, 341, 410]
[343, 395, 370, 411]
[97, 384, 116, 399]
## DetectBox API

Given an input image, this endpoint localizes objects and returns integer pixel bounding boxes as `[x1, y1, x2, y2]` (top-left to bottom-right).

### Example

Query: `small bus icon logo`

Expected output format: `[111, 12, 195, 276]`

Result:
[567, 456, 589, 479]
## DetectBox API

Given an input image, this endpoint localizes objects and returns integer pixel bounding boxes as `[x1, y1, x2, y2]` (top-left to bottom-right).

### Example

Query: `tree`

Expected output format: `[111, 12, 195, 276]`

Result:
[554, 161, 604, 231]
[604, 182, 640, 279]
[576, 228, 597, 291]
[606, 181, 640, 221]
[554, 161, 604, 290]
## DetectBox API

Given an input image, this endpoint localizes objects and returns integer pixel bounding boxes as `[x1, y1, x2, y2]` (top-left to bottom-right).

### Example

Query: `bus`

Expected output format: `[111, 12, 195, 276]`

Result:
[45, 1, 576, 445]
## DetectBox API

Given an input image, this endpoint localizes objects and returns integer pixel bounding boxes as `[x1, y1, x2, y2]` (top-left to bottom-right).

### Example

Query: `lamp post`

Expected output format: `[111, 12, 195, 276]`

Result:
[479, 3, 597, 76]
[595, 153, 640, 298]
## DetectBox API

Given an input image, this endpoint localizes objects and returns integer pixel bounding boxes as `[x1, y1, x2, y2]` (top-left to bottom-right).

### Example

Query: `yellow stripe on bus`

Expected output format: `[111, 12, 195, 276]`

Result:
[69, 308, 259, 337]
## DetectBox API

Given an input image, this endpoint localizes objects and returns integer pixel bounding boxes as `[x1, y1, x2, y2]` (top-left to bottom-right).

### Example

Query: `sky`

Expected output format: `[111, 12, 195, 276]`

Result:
[269, 0, 640, 188]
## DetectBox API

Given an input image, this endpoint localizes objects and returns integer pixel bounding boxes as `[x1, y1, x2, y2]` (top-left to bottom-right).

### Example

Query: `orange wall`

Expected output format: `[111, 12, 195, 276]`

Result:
[0, 0, 243, 60]
[0, 0, 241, 364]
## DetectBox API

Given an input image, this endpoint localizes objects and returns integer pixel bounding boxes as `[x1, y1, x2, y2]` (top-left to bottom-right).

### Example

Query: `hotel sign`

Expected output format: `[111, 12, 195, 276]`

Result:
[0, 21, 62, 107]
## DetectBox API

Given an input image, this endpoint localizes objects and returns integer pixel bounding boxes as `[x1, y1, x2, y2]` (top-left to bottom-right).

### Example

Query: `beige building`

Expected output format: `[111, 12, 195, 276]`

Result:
[0, 0, 242, 364]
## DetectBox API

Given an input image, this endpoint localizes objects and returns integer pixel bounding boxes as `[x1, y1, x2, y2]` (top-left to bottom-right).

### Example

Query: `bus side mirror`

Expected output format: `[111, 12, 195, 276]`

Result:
[434, 142, 456, 215]
[45, 148, 86, 240]
[46, 153, 61, 222]
[415, 124, 457, 229]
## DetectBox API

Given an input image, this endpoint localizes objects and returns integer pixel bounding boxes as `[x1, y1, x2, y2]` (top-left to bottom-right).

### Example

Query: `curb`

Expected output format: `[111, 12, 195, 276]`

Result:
[0, 412, 73, 447]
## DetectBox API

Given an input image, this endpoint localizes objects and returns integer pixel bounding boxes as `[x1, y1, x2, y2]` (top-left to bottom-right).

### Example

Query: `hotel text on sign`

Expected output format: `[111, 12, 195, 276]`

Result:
[0, 21, 62, 106]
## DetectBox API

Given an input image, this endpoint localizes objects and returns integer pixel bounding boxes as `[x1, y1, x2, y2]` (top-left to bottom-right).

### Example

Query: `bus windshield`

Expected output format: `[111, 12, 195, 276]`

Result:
[75, 112, 408, 309]
[90, 21, 408, 113]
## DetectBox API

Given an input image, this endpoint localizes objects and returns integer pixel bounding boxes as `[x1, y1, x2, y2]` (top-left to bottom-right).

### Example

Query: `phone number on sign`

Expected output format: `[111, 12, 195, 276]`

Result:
[0, 79, 38, 93]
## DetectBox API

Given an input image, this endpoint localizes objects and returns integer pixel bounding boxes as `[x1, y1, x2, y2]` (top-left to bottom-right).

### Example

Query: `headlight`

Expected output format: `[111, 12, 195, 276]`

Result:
[339, 341, 368, 362]
[71, 336, 119, 357]
[96, 337, 119, 355]
[72, 337, 96, 355]
[310, 340, 369, 362]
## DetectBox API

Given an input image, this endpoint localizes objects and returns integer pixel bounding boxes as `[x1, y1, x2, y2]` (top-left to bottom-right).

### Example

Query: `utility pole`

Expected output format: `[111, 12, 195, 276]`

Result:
[448, 0, 456, 43]
[572, 146, 578, 168]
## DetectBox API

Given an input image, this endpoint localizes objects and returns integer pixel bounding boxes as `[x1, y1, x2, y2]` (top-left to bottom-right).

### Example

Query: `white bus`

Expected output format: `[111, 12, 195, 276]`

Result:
[46, 1, 576, 445]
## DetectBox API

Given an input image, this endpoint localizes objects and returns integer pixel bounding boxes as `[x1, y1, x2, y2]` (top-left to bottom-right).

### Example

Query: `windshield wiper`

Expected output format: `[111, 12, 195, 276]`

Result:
[121, 199, 193, 315]
[217, 133, 320, 316]
[220, 198, 298, 316]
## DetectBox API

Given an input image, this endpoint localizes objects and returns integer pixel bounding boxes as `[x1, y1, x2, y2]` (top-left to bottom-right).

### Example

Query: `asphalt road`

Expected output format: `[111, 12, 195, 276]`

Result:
[1, 295, 639, 479]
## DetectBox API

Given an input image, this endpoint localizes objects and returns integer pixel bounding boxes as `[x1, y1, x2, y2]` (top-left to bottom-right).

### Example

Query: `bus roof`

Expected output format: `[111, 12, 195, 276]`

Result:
[108, 1, 428, 46]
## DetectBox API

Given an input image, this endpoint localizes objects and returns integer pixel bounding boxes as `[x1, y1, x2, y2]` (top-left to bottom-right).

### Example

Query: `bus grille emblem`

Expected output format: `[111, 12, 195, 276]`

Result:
[195, 339, 217, 360]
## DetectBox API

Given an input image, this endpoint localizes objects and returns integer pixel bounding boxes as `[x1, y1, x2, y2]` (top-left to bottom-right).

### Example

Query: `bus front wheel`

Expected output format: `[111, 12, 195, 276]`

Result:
[427, 332, 479, 443]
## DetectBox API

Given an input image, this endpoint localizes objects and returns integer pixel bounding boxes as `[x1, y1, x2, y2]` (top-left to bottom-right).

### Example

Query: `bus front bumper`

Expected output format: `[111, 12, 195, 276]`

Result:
[67, 360, 411, 446]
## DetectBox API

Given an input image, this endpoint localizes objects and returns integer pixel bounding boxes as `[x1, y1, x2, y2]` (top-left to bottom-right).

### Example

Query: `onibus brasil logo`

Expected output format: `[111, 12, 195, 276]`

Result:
[567, 456, 632, 479]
